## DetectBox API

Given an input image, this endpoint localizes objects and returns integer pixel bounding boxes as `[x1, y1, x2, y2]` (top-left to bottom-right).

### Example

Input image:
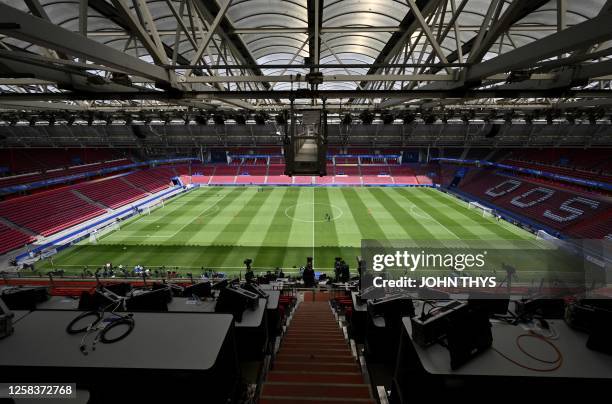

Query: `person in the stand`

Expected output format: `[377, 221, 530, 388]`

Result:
[340, 260, 350, 282]
[334, 259, 342, 281]
[302, 263, 316, 288]
[276, 267, 285, 279]
[245, 267, 255, 283]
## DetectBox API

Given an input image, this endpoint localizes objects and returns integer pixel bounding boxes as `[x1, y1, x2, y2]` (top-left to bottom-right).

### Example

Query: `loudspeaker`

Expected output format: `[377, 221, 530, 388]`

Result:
[132, 125, 147, 139]
[485, 124, 501, 138]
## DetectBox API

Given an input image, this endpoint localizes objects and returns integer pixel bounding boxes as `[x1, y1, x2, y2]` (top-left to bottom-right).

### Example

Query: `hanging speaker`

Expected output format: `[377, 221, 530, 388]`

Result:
[485, 124, 501, 138]
[132, 125, 146, 139]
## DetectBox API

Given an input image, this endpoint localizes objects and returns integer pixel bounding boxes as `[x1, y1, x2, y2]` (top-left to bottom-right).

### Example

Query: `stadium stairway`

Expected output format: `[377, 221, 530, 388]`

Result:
[260, 300, 375, 404]
[120, 176, 151, 195]
[71, 189, 110, 212]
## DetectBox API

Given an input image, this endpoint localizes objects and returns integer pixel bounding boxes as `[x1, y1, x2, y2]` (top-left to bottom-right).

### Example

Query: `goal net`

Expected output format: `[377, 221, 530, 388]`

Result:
[89, 221, 120, 244]
[468, 201, 494, 217]
[536, 229, 558, 242]
[145, 199, 165, 215]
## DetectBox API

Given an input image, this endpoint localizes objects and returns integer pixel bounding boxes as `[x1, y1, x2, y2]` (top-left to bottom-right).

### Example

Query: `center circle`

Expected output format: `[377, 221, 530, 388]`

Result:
[284, 203, 344, 223]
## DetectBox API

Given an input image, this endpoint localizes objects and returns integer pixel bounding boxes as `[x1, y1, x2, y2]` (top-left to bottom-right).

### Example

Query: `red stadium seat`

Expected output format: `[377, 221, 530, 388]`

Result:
[459, 170, 611, 238]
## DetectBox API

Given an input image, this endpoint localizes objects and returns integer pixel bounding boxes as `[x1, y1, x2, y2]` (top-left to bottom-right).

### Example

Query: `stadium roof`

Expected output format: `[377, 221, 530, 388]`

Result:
[0, 0, 612, 112]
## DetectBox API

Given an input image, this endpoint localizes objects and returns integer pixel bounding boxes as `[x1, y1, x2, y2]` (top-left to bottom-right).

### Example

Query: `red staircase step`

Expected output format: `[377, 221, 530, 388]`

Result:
[261, 383, 371, 399]
[280, 347, 352, 355]
[275, 354, 355, 364]
[284, 332, 344, 339]
[282, 342, 349, 351]
[273, 361, 361, 373]
[267, 371, 364, 384]
[283, 337, 346, 344]
[273, 364, 360, 373]
[262, 301, 373, 402]
[260, 398, 375, 404]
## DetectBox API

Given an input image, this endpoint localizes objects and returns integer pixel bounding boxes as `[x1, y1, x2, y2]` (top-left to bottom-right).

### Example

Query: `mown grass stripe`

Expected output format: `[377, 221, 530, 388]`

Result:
[408, 190, 487, 240]
[180, 187, 254, 244]
[426, 188, 529, 240]
[314, 187, 342, 261]
[341, 187, 388, 242]
[393, 188, 460, 240]
[369, 187, 437, 240]
[237, 187, 286, 246]
[208, 187, 276, 246]
[252, 188, 300, 267]
[112, 187, 220, 237]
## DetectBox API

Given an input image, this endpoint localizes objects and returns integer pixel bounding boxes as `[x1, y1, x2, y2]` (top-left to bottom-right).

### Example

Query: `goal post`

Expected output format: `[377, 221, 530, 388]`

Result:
[468, 201, 494, 218]
[535, 229, 561, 246]
[145, 199, 165, 215]
[89, 221, 120, 244]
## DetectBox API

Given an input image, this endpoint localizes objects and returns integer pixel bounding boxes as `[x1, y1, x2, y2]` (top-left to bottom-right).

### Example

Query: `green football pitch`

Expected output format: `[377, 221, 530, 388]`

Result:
[39, 186, 535, 276]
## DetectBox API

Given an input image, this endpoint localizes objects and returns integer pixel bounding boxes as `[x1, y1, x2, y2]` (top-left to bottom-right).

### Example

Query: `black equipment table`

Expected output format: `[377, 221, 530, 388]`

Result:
[0, 310, 239, 403]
